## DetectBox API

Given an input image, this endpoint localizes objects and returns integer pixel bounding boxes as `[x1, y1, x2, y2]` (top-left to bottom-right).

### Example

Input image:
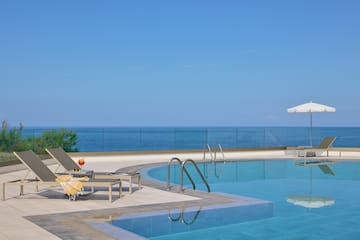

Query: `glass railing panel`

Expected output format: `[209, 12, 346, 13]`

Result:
[206, 127, 237, 149]
[75, 128, 105, 152]
[139, 128, 176, 151]
[174, 128, 207, 150]
[2, 126, 360, 156]
[103, 128, 142, 151]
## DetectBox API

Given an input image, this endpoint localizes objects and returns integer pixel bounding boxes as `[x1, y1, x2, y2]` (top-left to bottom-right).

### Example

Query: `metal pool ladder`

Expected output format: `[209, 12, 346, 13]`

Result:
[203, 144, 226, 178]
[167, 157, 210, 193]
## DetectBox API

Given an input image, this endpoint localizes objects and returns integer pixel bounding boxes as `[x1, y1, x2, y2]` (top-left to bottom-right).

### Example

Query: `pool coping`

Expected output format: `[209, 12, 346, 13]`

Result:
[23, 162, 263, 240]
[24, 189, 244, 239]
[88, 195, 273, 240]
[4, 155, 360, 239]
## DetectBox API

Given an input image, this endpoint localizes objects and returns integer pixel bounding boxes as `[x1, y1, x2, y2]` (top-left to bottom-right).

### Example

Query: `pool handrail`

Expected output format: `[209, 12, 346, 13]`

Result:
[167, 157, 195, 190]
[214, 144, 226, 178]
[180, 159, 211, 193]
[203, 144, 226, 178]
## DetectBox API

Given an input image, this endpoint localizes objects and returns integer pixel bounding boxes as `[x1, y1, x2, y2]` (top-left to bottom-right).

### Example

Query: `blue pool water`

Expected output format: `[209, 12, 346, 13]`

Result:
[104, 160, 360, 239]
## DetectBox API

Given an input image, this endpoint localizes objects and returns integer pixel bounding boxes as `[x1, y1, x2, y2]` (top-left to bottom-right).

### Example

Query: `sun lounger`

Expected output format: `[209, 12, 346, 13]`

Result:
[46, 147, 141, 193]
[2, 150, 121, 202]
[294, 137, 336, 157]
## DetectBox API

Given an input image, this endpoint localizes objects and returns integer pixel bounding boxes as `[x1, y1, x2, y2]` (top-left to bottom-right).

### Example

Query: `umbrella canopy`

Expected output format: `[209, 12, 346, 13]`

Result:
[287, 195, 335, 209]
[287, 102, 336, 113]
[287, 101, 336, 146]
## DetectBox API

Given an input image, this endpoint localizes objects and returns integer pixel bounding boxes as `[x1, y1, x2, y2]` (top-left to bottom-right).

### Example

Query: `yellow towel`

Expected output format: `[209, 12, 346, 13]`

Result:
[56, 175, 84, 197]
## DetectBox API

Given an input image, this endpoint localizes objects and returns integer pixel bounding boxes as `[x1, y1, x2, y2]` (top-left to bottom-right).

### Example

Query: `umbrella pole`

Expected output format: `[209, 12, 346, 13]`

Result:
[310, 166, 313, 196]
[310, 112, 313, 146]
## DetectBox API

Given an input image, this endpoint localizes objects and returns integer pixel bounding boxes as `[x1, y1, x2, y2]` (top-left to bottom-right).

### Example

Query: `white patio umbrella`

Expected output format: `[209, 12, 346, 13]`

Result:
[287, 101, 336, 146]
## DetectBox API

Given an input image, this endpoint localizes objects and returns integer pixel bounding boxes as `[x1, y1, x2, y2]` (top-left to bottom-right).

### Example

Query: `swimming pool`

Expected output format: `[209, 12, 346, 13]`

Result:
[100, 160, 360, 239]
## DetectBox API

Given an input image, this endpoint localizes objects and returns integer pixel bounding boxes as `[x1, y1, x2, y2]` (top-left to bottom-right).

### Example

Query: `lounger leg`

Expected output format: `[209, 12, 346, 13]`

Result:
[2, 182, 5, 201]
[129, 178, 133, 194]
[119, 181, 122, 198]
[138, 175, 142, 190]
[109, 185, 112, 202]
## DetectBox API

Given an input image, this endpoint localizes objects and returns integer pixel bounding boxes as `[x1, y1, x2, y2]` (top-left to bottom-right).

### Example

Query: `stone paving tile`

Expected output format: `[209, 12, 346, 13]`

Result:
[25, 196, 235, 240]
[22, 176, 239, 240]
[2, 152, 350, 239]
[0, 162, 204, 239]
[0, 165, 236, 239]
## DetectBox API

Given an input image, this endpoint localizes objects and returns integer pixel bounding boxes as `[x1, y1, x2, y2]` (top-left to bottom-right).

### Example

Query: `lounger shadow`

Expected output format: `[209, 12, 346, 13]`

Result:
[2, 150, 121, 202]
[46, 147, 141, 193]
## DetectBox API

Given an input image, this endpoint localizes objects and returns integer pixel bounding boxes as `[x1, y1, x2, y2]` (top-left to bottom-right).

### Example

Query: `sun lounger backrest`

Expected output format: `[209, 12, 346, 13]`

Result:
[13, 151, 57, 182]
[318, 137, 336, 149]
[46, 147, 78, 171]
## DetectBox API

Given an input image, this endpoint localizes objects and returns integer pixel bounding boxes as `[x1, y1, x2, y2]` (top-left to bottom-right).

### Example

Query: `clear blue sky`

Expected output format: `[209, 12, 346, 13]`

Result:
[1, 0, 359, 127]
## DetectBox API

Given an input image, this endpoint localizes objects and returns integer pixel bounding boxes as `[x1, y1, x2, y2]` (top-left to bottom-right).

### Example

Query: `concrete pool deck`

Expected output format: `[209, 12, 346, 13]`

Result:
[1, 148, 360, 239]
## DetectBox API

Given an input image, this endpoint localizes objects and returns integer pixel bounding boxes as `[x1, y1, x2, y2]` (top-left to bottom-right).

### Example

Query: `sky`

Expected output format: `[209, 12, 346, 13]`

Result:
[1, 0, 360, 127]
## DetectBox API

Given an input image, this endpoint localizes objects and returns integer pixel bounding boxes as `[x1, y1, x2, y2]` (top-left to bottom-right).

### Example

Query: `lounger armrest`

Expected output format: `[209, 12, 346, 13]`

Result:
[287, 146, 312, 150]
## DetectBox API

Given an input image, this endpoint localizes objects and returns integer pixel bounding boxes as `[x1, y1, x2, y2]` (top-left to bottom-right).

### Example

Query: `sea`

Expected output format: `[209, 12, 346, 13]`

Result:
[22, 127, 360, 152]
